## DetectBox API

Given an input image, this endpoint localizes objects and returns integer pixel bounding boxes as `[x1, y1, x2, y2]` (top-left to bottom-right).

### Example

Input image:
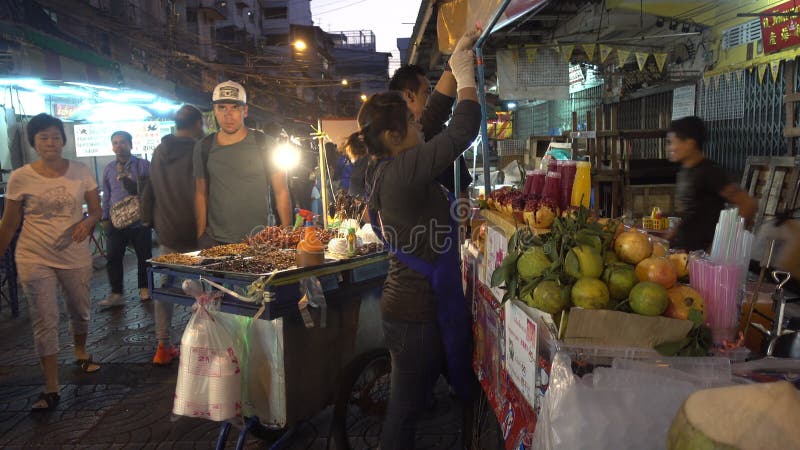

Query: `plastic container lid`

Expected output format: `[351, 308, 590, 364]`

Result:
[546, 171, 562, 178]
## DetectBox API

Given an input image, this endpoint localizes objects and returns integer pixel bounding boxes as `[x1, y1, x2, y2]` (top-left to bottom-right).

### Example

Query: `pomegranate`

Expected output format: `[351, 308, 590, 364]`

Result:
[523, 198, 558, 229]
[665, 284, 706, 321]
[614, 230, 653, 264]
[668, 252, 690, 279]
[635, 256, 678, 289]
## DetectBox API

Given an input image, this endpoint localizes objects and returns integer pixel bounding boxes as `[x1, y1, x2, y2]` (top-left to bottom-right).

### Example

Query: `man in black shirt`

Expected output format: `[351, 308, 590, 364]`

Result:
[668, 116, 756, 251]
[389, 64, 473, 194]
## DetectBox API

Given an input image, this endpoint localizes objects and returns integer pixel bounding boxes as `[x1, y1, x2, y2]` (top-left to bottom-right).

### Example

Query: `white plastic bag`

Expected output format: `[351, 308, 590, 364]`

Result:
[173, 280, 243, 422]
[533, 352, 700, 450]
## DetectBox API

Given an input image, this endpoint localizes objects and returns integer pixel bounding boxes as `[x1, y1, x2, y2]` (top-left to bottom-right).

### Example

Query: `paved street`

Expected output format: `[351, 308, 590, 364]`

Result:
[0, 251, 501, 449]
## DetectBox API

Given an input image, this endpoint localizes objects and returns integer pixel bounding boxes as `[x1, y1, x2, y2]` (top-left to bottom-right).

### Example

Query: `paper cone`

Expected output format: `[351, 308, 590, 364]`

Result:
[583, 44, 596, 62]
[654, 52, 668, 72]
[617, 49, 631, 68]
[561, 44, 574, 63]
[600, 45, 613, 63]
[635, 52, 649, 71]
[770, 60, 781, 82]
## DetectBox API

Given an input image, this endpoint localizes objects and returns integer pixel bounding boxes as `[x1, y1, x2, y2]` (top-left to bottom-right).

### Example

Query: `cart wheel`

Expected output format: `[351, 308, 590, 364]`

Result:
[246, 419, 285, 444]
[330, 349, 391, 450]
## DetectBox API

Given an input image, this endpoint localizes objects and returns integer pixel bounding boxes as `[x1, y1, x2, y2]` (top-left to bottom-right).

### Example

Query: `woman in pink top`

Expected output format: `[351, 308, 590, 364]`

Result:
[0, 113, 102, 411]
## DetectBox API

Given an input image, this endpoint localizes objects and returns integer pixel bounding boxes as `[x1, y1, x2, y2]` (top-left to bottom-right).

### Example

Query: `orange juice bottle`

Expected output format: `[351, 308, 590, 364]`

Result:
[570, 161, 591, 208]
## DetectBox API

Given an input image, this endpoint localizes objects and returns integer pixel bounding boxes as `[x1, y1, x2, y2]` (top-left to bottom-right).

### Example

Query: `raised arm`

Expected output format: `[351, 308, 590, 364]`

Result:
[721, 183, 757, 225]
[388, 100, 481, 187]
[420, 71, 456, 141]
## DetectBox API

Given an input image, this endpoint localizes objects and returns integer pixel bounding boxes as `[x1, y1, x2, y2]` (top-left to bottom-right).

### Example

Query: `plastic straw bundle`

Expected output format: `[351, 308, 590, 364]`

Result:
[690, 257, 742, 345]
[710, 208, 754, 266]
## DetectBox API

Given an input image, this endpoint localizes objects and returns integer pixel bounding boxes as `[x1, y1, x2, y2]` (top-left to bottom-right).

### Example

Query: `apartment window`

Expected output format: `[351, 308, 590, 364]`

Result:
[263, 7, 287, 20]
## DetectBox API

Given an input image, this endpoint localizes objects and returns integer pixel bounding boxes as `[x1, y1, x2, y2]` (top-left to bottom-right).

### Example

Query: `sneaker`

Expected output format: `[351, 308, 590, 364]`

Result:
[98, 293, 124, 307]
[139, 288, 151, 302]
[153, 343, 179, 366]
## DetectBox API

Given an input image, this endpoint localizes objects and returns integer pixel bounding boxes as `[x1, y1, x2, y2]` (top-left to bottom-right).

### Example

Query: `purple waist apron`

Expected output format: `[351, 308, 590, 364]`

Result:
[368, 190, 474, 401]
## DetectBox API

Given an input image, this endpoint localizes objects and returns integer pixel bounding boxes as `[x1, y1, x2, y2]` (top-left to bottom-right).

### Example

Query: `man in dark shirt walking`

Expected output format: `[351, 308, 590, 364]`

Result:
[667, 116, 756, 251]
[140, 105, 204, 365]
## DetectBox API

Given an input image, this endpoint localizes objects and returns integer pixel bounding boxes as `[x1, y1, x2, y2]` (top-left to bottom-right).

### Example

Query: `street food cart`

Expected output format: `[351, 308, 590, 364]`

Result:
[148, 244, 390, 449]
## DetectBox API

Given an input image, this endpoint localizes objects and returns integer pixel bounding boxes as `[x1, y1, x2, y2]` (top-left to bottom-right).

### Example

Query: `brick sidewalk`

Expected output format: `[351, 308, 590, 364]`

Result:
[0, 252, 499, 449]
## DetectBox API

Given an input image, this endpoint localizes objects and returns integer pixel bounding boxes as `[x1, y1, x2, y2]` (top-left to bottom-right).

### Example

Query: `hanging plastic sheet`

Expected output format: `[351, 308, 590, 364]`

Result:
[437, 0, 549, 54]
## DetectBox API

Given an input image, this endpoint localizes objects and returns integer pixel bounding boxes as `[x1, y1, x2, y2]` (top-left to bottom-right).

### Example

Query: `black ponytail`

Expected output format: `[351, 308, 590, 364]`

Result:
[343, 131, 369, 160]
[343, 92, 410, 161]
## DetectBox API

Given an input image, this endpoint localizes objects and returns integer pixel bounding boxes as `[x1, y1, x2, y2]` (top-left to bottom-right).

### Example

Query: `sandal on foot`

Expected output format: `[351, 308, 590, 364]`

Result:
[31, 392, 60, 412]
[75, 356, 100, 373]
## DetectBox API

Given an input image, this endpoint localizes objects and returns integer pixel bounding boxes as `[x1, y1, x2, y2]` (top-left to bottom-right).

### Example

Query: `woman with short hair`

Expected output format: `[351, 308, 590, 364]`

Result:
[0, 113, 102, 411]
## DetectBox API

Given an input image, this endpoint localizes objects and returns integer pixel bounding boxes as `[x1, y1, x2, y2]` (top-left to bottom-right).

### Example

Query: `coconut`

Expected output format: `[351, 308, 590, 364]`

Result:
[668, 381, 800, 450]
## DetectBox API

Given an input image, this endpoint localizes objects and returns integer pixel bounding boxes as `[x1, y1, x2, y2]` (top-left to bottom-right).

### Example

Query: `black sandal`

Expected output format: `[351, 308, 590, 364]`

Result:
[31, 392, 60, 412]
[75, 356, 100, 373]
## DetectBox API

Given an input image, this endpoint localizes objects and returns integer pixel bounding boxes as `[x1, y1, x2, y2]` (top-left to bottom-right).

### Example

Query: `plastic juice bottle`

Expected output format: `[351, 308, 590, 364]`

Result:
[571, 161, 591, 208]
[541, 171, 561, 206]
[347, 228, 357, 256]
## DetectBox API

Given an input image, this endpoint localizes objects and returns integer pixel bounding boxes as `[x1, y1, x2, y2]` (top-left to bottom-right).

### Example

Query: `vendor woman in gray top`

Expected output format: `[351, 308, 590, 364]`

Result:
[344, 29, 481, 449]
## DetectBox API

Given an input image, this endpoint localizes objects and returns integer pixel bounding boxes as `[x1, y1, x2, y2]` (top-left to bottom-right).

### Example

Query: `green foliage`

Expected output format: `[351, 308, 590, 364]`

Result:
[489, 206, 618, 306]
[655, 309, 713, 357]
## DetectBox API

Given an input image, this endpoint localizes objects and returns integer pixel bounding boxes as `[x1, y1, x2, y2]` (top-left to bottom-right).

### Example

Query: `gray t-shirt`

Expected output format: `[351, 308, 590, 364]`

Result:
[193, 131, 276, 243]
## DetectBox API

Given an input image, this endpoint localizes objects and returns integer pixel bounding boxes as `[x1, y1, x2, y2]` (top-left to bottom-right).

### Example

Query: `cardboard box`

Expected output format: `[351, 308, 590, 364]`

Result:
[562, 308, 694, 348]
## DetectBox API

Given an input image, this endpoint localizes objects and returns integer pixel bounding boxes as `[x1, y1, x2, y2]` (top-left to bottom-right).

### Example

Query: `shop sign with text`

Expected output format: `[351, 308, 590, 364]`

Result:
[761, 1, 800, 54]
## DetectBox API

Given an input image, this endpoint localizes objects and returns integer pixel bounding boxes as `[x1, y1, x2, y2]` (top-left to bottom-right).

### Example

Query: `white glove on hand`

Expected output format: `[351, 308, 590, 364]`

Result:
[450, 29, 481, 90]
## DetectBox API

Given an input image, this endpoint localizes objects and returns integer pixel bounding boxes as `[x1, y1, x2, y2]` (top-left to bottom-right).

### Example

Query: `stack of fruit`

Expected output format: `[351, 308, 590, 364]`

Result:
[486, 186, 559, 229]
[491, 207, 710, 355]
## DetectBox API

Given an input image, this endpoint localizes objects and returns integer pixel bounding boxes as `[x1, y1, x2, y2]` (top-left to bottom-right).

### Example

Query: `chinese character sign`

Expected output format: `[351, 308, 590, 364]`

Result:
[73, 121, 174, 158]
[761, 2, 800, 54]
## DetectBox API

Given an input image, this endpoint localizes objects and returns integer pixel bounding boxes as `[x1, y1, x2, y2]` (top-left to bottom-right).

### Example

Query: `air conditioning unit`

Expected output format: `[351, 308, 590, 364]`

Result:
[722, 19, 761, 50]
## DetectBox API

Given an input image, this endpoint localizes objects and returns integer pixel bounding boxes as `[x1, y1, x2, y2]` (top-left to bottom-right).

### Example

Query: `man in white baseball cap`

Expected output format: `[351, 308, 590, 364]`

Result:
[212, 80, 247, 105]
[193, 80, 292, 247]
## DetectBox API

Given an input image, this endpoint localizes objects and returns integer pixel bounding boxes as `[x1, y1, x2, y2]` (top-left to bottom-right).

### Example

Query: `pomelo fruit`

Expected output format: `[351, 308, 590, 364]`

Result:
[571, 278, 610, 310]
[667, 381, 800, 450]
[614, 230, 653, 265]
[565, 245, 604, 279]
[528, 280, 569, 314]
[629, 281, 669, 316]
[665, 284, 705, 321]
[602, 263, 637, 302]
[516, 246, 551, 279]
[636, 256, 678, 289]
[669, 252, 690, 279]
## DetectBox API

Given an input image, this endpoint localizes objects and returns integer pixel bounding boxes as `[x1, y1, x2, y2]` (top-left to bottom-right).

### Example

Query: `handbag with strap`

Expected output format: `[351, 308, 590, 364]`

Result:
[110, 195, 140, 229]
[109, 158, 143, 229]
